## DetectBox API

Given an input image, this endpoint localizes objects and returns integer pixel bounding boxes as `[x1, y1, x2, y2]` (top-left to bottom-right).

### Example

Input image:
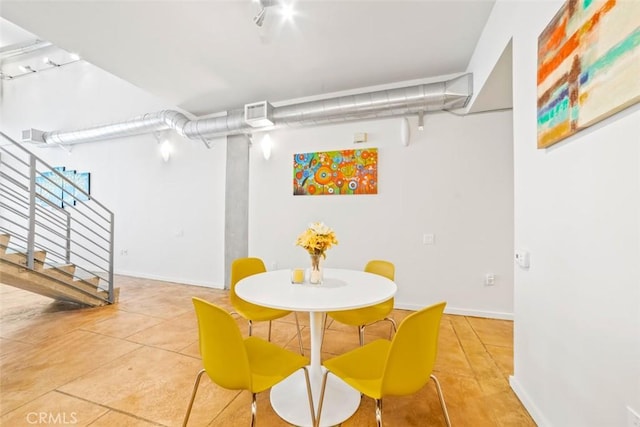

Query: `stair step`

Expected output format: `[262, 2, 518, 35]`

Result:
[56, 264, 77, 274]
[40, 265, 102, 294]
[0, 234, 9, 254]
[0, 259, 111, 306]
[41, 264, 77, 283]
[1, 250, 46, 269]
[0, 234, 117, 306]
[2, 251, 103, 298]
[72, 276, 101, 293]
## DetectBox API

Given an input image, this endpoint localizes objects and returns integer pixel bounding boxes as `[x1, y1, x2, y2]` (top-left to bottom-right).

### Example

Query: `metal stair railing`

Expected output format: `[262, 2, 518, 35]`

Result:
[0, 131, 115, 303]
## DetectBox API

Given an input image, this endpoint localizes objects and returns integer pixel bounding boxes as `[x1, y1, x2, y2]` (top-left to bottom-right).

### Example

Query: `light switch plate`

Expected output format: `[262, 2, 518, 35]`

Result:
[515, 250, 530, 268]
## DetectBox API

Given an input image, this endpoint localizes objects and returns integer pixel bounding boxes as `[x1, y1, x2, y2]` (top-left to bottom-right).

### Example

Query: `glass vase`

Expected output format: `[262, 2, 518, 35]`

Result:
[309, 254, 323, 284]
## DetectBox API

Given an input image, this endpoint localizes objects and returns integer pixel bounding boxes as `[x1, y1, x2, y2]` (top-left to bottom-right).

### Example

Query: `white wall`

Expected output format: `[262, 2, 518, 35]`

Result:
[0, 57, 515, 313]
[248, 111, 514, 318]
[0, 62, 228, 288]
[471, 1, 640, 425]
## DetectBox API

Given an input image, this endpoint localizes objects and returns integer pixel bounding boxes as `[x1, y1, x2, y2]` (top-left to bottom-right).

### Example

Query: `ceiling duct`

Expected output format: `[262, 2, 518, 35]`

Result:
[245, 101, 275, 127]
[39, 110, 190, 145]
[21, 128, 45, 143]
[34, 73, 472, 147]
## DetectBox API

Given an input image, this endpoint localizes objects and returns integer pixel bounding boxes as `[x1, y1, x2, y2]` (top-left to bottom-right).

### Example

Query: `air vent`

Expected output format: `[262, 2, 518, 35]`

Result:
[21, 128, 46, 143]
[244, 101, 274, 128]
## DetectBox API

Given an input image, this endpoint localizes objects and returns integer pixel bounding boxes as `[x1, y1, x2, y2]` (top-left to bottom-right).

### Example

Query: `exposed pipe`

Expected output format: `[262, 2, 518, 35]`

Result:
[0, 39, 52, 60]
[37, 73, 472, 146]
[273, 76, 469, 127]
[43, 110, 190, 145]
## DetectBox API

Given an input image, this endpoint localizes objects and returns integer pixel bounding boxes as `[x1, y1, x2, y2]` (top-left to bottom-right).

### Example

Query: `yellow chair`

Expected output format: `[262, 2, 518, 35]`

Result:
[326, 260, 397, 346]
[317, 301, 451, 427]
[183, 298, 315, 427]
[231, 257, 303, 354]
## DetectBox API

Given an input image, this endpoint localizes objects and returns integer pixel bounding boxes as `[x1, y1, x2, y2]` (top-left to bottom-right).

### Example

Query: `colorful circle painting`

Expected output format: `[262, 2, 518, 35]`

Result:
[293, 148, 378, 196]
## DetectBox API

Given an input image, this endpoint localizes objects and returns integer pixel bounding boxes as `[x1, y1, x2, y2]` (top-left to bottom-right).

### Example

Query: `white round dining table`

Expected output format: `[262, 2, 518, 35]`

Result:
[235, 268, 397, 427]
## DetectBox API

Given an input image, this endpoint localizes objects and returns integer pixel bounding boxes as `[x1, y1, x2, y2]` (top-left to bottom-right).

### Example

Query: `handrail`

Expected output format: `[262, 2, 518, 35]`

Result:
[0, 132, 116, 303]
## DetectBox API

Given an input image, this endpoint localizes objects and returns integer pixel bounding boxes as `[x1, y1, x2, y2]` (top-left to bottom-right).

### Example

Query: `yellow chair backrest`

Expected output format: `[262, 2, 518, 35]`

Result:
[230, 257, 267, 306]
[381, 301, 446, 396]
[192, 297, 252, 391]
[365, 260, 395, 281]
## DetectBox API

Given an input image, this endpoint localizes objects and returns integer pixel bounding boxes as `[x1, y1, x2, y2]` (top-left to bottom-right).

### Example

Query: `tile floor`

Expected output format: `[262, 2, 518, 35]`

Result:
[0, 276, 535, 426]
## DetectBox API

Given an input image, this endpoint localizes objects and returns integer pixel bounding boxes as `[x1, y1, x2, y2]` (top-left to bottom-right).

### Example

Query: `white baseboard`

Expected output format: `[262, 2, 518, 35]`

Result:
[395, 302, 514, 320]
[115, 270, 224, 290]
[112, 273, 511, 319]
[510, 375, 549, 427]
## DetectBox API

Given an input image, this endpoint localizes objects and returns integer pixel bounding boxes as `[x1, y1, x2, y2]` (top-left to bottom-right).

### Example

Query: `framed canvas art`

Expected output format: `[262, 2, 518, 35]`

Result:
[537, 0, 640, 148]
[35, 167, 91, 208]
[62, 170, 77, 207]
[293, 148, 378, 196]
[71, 172, 91, 202]
[35, 167, 65, 208]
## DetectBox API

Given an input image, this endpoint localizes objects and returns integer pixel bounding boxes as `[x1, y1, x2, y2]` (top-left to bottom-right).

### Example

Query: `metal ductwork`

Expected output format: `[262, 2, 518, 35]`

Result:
[34, 73, 472, 147]
[43, 110, 191, 145]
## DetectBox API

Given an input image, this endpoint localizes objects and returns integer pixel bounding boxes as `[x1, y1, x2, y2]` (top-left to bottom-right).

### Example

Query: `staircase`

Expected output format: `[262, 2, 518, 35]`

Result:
[0, 132, 117, 306]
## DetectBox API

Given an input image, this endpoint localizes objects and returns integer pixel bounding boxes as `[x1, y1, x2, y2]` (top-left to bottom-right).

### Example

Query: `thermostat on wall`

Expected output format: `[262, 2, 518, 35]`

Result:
[353, 132, 368, 143]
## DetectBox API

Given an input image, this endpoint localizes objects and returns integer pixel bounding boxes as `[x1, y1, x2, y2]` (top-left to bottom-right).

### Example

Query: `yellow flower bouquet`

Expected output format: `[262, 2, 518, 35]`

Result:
[296, 222, 338, 257]
[296, 222, 338, 284]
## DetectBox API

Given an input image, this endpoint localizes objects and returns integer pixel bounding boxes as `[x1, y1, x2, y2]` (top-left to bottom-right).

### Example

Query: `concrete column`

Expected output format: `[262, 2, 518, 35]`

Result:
[224, 134, 250, 288]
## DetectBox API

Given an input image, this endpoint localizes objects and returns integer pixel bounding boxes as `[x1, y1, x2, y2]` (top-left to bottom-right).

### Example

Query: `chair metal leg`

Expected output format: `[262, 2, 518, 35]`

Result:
[250, 393, 257, 427]
[315, 370, 331, 427]
[385, 317, 397, 340]
[247, 316, 302, 352]
[182, 369, 206, 427]
[430, 374, 452, 427]
[301, 367, 316, 427]
[375, 398, 383, 427]
[359, 316, 397, 346]
[294, 312, 304, 355]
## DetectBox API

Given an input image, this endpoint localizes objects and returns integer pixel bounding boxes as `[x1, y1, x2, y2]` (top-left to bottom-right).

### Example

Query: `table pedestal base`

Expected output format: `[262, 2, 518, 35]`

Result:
[270, 367, 360, 427]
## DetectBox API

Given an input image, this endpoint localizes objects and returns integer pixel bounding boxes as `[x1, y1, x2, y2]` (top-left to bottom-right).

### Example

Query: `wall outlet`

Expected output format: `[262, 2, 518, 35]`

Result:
[484, 273, 495, 286]
[422, 233, 435, 245]
[628, 406, 640, 427]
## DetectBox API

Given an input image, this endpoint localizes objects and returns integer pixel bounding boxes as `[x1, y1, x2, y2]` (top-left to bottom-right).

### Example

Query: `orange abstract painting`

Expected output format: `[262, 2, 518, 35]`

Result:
[293, 148, 378, 196]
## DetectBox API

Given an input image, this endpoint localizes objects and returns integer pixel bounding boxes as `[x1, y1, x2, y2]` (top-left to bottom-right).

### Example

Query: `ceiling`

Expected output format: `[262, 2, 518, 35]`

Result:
[0, 1, 503, 117]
